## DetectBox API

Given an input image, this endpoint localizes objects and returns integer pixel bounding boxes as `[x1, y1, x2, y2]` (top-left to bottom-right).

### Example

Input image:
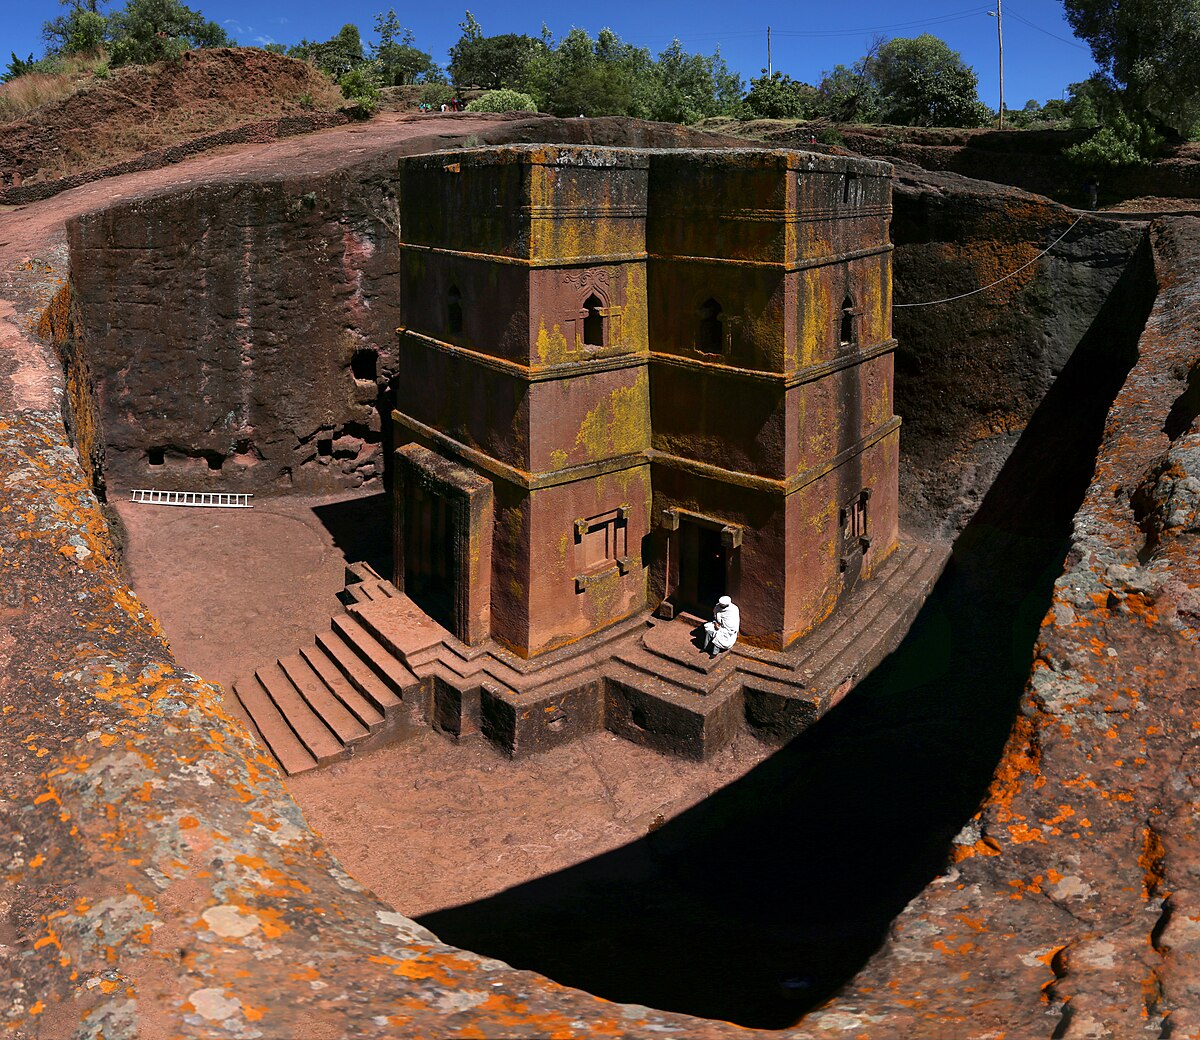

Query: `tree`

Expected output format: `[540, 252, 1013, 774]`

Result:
[372, 11, 439, 86]
[289, 24, 366, 78]
[814, 37, 885, 123]
[648, 39, 740, 124]
[2, 53, 40, 82]
[43, 0, 110, 55]
[447, 12, 545, 89]
[742, 71, 817, 120]
[872, 34, 988, 127]
[526, 27, 651, 117]
[1063, 0, 1200, 137]
[106, 0, 228, 66]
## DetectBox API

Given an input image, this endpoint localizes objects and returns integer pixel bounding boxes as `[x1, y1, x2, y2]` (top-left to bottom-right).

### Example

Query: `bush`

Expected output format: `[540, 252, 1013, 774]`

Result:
[741, 71, 816, 120]
[338, 66, 380, 118]
[1064, 110, 1163, 167]
[418, 81, 453, 108]
[465, 88, 537, 113]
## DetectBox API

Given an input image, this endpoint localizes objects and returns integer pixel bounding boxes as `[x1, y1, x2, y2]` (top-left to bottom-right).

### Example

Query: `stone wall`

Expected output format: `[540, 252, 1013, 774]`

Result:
[890, 163, 1150, 535]
[68, 161, 402, 495]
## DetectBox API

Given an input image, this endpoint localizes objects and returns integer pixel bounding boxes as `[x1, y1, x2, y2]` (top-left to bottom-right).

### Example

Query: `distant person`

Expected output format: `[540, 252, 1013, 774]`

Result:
[1085, 176, 1100, 210]
[702, 595, 740, 657]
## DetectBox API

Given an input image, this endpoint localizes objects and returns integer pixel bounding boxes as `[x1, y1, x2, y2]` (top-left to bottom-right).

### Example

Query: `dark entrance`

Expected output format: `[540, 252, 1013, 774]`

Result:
[677, 519, 727, 614]
[404, 482, 457, 631]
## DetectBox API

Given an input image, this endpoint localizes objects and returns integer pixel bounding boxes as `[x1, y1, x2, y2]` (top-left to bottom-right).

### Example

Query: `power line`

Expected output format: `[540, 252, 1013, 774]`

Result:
[1006, 8, 1092, 51]
[622, 7, 994, 48]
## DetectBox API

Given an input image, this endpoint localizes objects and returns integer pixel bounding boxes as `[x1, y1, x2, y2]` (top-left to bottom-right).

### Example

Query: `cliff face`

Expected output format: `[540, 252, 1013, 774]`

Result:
[69, 164, 403, 494]
[890, 163, 1149, 535]
[65, 116, 746, 497]
[792, 217, 1199, 1040]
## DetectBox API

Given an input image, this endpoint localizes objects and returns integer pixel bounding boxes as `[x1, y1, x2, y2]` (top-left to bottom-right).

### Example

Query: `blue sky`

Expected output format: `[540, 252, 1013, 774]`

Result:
[3, 1, 1098, 110]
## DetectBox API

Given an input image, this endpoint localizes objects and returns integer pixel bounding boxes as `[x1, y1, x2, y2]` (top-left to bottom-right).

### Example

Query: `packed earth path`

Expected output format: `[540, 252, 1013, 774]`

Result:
[1, 109, 1198, 1040]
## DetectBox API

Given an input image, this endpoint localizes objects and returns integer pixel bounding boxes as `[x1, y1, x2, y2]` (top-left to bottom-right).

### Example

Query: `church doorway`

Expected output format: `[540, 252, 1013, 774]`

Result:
[677, 518, 728, 615]
[403, 482, 457, 632]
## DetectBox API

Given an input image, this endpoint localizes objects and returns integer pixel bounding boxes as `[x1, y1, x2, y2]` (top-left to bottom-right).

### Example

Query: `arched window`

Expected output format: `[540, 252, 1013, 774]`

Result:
[447, 285, 463, 336]
[697, 297, 723, 354]
[840, 295, 856, 347]
[582, 293, 604, 347]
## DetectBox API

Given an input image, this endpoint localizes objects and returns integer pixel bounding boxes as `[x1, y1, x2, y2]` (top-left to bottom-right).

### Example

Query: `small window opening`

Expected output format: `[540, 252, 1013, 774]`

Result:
[206, 453, 224, 472]
[351, 349, 377, 382]
[840, 296, 856, 346]
[317, 438, 333, 458]
[843, 171, 859, 205]
[697, 297, 723, 354]
[841, 489, 871, 544]
[447, 285, 463, 336]
[582, 294, 604, 347]
[147, 447, 165, 467]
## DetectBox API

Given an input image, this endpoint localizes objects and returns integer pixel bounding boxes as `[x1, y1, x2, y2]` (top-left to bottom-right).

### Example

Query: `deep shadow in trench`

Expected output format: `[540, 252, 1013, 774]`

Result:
[419, 237, 1156, 1030]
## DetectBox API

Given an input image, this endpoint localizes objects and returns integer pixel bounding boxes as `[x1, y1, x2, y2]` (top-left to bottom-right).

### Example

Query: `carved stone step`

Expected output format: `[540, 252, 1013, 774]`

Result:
[255, 662, 345, 764]
[331, 614, 419, 695]
[279, 653, 369, 745]
[299, 644, 385, 731]
[233, 677, 318, 776]
[315, 629, 403, 718]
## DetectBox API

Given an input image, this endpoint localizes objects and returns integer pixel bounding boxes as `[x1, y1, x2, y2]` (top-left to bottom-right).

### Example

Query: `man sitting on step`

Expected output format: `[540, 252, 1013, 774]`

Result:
[702, 596, 740, 658]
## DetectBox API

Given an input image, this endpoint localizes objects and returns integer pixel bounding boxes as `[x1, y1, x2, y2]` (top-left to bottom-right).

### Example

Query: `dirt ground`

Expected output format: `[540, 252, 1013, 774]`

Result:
[113, 489, 775, 917]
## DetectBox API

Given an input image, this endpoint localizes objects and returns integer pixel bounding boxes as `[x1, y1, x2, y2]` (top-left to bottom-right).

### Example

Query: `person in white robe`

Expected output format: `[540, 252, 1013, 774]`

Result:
[702, 595, 739, 656]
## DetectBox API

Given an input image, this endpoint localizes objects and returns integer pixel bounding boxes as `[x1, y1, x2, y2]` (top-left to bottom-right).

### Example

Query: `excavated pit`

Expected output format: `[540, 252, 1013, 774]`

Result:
[47, 125, 1163, 1030]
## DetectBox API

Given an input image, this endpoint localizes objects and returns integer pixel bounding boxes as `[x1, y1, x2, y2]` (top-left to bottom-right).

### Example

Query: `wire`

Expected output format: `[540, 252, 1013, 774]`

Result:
[623, 7, 994, 47]
[1006, 9, 1092, 51]
[893, 216, 1084, 308]
[772, 9, 993, 38]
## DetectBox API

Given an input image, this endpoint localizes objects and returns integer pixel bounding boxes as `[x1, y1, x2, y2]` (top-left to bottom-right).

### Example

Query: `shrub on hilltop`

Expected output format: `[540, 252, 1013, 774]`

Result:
[466, 89, 537, 113]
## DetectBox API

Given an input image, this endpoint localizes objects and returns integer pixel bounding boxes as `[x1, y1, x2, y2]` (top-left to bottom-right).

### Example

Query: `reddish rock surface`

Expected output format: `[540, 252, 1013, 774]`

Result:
[0, 112, 1196, 1038]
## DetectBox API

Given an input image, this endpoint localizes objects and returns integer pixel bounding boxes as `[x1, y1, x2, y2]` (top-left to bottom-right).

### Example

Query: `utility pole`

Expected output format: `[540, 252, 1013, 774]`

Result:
[767, 26, 772, 76]
[989, 0, 1005, 128]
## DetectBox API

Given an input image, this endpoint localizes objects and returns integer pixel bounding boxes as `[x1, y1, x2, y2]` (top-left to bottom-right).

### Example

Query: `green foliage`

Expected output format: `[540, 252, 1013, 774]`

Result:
[812, 34, 987, 127]
[1064, 75, 1120, 128]
[465, 88, 537, 112]
[1064, 0, 1200, 138]
[448, 12, 545, 89]
[647, 39, 741, 124]
[338, 65, 381, 117]
[1040, 98, 1068, 122]
[872, 34, 988, 127]
[741, 71, 817, 120]
[289, 24, 365, 78]
[526, 27, 654, 117]
[815, 59, 882, 123]
[263, 43, 286, 55]
[1064, 108, 1164, 166]
[106, 0, 229, 66]
[418, 81, 453, 108]
[43, 6, 110, 57]
[2, 53, 41, 82]
[372, 10, 440, 85]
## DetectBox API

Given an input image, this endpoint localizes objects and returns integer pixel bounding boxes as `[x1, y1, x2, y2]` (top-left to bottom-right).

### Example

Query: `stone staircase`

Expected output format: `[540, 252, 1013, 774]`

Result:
[233, 566, 425, 775]
[235, 544, 951, 773]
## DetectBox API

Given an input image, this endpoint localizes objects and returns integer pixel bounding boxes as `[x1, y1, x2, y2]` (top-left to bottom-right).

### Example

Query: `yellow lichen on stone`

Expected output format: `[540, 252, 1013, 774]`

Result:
[535, 319, 572, 366]
[573, 371, 649, 462]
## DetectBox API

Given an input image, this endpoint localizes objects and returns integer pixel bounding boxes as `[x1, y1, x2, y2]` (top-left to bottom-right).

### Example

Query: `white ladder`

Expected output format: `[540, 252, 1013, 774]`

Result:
[130, 489, 254, 508]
